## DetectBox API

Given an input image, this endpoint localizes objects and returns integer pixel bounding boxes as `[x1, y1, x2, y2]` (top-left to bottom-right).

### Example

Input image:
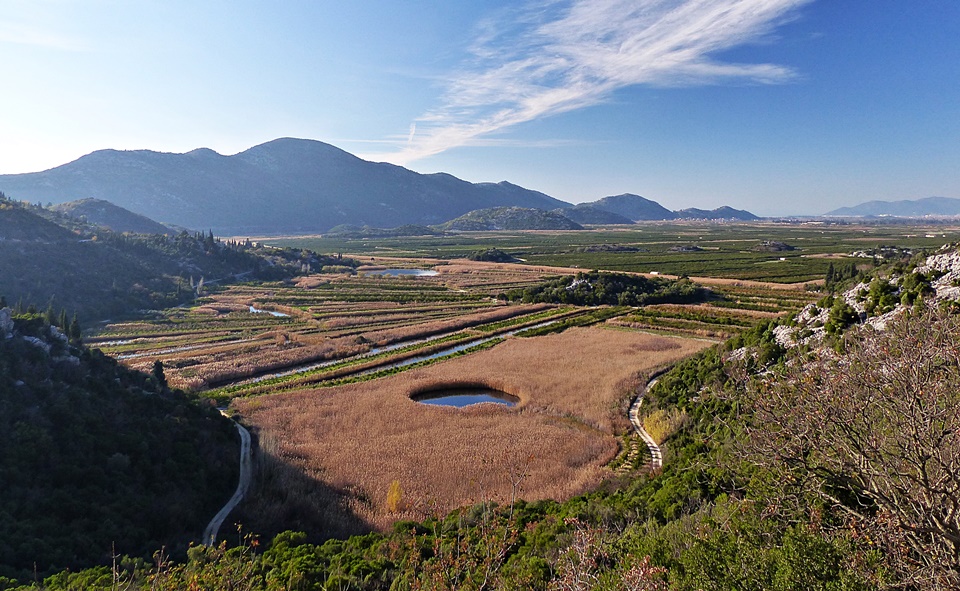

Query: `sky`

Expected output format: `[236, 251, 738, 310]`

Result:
[1, 0, 958, 216]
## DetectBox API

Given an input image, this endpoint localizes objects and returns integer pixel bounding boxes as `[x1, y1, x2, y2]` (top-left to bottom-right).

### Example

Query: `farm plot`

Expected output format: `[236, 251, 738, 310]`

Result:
[92, 257, 808, 392]
[267, 222, 960, 283]
[232, 326, 711, 538]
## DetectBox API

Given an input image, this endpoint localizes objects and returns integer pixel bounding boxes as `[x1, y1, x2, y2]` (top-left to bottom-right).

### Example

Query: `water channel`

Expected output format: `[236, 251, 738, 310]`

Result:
[249, 306, 290, 317]
[361, 268, 439, 277]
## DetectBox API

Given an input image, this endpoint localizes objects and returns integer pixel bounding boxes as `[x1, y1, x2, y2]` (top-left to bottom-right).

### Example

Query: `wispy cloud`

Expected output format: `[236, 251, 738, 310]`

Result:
[363, 0, 811, 165]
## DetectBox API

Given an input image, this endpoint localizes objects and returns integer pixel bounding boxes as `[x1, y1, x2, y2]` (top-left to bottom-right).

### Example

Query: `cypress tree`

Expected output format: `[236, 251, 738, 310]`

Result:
[151, 360, 167, 390]
[69, 314, 81, 342]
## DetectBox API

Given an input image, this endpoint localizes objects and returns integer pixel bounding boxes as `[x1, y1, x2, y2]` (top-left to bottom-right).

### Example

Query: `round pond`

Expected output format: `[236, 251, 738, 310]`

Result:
[412, 387, 519, 408]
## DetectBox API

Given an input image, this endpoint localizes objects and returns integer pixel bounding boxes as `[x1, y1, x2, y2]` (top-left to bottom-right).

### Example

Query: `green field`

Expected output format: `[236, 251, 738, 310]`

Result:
[262, 221, 960, 283]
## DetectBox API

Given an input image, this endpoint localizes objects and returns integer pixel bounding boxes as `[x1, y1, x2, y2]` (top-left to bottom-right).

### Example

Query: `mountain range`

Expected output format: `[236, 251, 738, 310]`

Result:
[826, 196, 960, 217]
[0, 139, 566, 235]
[0, 138, 757, 234]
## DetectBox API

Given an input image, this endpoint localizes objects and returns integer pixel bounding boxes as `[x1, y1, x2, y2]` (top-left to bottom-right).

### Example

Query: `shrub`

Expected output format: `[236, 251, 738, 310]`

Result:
[642, 408, 688, 445]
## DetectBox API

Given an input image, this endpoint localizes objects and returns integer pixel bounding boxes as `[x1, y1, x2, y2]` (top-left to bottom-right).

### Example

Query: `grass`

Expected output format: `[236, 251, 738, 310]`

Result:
[232, 326, 711, 536]
[642, 408, 689, 445]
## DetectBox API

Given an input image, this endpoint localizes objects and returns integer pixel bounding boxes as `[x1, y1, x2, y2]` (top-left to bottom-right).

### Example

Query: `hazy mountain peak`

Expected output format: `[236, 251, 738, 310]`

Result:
[0, 139, 571, 234]
[583, 193, 678, 221]
[826, 196, 960, 217]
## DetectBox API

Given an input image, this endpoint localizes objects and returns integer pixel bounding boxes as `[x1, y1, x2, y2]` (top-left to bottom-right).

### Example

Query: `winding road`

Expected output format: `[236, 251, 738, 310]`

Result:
[203, 418, 252, 545]
[628, 376, 663, 470]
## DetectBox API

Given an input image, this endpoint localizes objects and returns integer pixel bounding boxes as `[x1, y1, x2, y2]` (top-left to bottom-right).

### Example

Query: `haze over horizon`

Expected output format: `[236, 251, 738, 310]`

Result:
[2, 1, 958, 216]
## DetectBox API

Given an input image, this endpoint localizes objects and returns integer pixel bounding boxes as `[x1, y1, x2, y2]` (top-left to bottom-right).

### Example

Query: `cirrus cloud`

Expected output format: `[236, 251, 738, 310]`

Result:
[363, 0, 812, 165]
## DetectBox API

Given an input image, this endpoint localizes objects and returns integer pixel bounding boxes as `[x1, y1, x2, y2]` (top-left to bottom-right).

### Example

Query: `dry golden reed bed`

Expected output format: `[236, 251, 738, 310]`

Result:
[234, 326, 709, 535]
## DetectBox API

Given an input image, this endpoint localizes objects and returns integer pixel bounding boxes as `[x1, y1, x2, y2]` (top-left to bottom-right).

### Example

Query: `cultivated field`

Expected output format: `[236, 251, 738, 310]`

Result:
[89, 270, 569, 393]
[91, 255, 800, 395]
[232, 326, 710, 536]
[264, 221, 960, 283]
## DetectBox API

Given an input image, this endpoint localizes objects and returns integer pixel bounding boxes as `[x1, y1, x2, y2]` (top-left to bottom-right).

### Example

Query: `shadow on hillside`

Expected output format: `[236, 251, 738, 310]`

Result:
[232, 429, 374, 543]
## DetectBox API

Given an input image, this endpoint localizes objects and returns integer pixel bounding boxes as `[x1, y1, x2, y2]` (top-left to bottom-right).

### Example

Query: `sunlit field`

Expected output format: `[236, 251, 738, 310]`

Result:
[259, 221, 960, 283]
[232, 326, 710, 536]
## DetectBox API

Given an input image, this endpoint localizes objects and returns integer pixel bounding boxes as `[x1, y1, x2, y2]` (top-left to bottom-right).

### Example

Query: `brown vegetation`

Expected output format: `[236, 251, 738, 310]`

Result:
[102, 278, 554, 390]
[737, 307, 960, 587]
[233, 327, 709, 536]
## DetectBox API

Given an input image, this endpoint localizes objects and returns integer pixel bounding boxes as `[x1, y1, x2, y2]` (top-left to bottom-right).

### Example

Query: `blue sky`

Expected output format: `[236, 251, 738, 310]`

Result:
[1, 0, 958, 215]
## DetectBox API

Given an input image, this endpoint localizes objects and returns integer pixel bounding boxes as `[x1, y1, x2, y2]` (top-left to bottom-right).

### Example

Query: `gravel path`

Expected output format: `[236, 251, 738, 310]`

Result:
[203, 418, 252, 545]
[628, 376, 663, 470]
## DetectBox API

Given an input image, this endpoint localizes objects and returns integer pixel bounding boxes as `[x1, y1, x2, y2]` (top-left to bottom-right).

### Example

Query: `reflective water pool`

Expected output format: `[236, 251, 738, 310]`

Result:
[412, 388, 519, 408]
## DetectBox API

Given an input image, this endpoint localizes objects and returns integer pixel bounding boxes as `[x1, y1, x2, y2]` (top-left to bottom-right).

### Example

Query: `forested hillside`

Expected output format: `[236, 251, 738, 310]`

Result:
[0, 195, 350, 321]
[0, 308, 240, 582]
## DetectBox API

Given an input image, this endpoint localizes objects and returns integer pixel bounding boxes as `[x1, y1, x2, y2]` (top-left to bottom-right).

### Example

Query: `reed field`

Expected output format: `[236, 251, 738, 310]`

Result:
[232, 326, 710, 536]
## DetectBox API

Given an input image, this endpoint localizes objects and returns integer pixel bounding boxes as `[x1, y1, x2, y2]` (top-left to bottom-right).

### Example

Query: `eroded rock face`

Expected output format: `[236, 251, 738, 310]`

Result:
[778, 246, 960, 351]
[917, 249, 960, 301]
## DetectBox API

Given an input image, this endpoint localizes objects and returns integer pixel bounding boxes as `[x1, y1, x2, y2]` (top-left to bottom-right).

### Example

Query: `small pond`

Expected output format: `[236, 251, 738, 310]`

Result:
[412, 387, 519, 408]
[363, 268, 438, 277]
[249, 306, 290, 317]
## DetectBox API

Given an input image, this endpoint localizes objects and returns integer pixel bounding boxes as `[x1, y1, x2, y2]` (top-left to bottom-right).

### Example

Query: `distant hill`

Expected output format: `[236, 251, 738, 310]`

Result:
[552, 204, 634, 225]
[580, 193, 678, 221]
[0, 200, 78, 241]
[0, 197, 332, 321]
[675, 206, 759, 220]
[0, 138, 570, 235]
[439, 207, 583, 231]
[51, 198, 174, 234]
[573, 194, 758, 222]
[325, 224, 442, 238]
[826, 196, 960, 217]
